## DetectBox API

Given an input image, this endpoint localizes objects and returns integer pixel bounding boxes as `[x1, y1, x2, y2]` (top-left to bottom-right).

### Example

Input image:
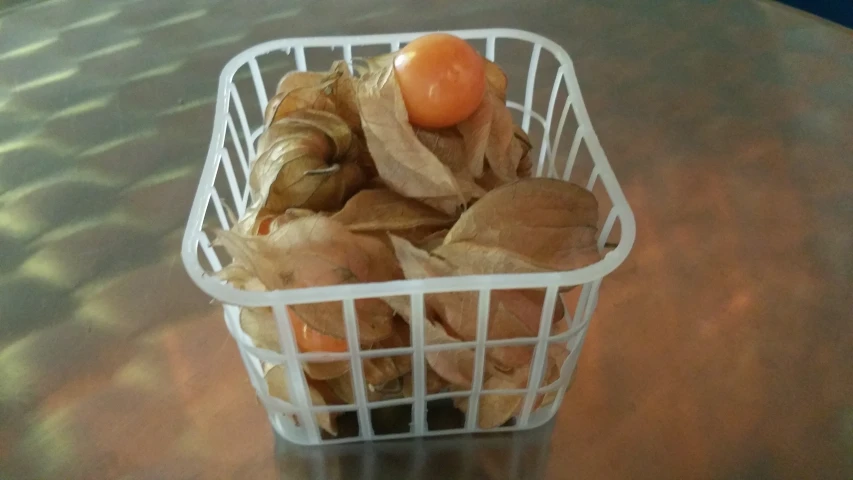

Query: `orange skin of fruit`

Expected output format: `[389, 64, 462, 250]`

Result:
[289, 307, 349, 353]
[393, 33, 486, 128]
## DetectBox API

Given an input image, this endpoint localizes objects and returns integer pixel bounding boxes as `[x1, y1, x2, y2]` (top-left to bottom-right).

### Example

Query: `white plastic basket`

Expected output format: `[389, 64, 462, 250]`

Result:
[181, 28, 635, 445]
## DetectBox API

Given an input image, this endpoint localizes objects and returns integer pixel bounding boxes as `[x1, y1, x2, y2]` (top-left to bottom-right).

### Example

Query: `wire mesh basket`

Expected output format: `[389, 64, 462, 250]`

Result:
[181, 28, 635, 445]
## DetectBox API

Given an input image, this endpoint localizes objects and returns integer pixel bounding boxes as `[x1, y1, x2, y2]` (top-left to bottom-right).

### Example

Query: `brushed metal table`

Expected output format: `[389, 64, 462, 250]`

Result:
[1, 0, 851, 478]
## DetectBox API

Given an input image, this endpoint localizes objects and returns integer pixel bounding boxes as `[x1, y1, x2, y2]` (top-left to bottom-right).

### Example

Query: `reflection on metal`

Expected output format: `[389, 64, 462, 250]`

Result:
[12, 68, 78, 93]
[0, 37, 58, 61]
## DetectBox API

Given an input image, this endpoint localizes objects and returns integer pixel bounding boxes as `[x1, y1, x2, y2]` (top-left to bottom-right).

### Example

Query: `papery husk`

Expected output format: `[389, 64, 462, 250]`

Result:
[415, 127, 468, 173]
[363, 318, 413, 385]
[303, 317, 413, 383]
[390, 236, 543, 369]
[303, 361, 351, 381]
[240, 307, 280, 351]
[264, 83, 337, 128]
[327, 371, 415, 405]
[355, 226, 451, 262]
[251, 133, 328, 201]
[431, 242, 550, 276]
[415, 127, 489, 201]
[356, 65, 466, 213]
[512, 125, 533, 160]
[331, 188, 456, 233]
[414, 228, 450, 252]
[234, 205, 323, 238]
[454, 78, 525, 185]
[326, 60, 361, 130]
[516, 153, 533, 179]
[215, 217, 399, 342]
[268, 64, 360, 130]
[456, 97, 492, 178]
[352, 52, 396, 76]
[268, 152, 364, 216]
[276, 70, 328, 95]
[325, 320, 415, 405]
[265, 364, 340, 435]
[251, 110, 366, 217]
[454, 367, 527, 429]
[399, 367, 449, 398]
[231, 199, 265, 235]
[327, 372, 384, 404]
[218, 262, 267, 292]
[280, 207, 320, 223]
[381, 293, 477, 388]
[483, 90, 518, 182]
[312, 321, 415, 383]
[237, 307, 350, 380]
[484, 59, 508, 101]
[257, 109, 352, 157]
[381, 239, 564, 384]
[444, 178, 602, 271]
[454, 358, 561, 429]
[429, 243, 567, 333]
[386, 224, 452, 247]
[546, 321, 570, 386]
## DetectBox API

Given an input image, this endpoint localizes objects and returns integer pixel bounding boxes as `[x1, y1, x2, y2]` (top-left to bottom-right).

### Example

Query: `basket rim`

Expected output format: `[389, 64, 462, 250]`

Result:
[181, 28, 636, 307]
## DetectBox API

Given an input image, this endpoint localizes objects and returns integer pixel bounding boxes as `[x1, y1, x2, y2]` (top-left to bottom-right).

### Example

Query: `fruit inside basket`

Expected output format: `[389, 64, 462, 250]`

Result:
[182, 29, 634, 444]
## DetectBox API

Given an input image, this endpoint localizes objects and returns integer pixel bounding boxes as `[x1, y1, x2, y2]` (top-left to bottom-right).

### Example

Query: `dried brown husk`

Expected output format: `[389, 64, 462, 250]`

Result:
[484, 90, 518, 182]
[355, 65, 466, 213]
[385, 244, 556, 388]
[516, 153, 533, 179]
[454, 78, 525, 185]
[265, 364, 340, 435]
[415, 127, 489, 202]
[352, 52, 396, 76]
[302, 361, 351, 381]
[485, 59, 508, 101]
[348, 135, 379, 180]
[454, 367, 527, 429]
[456, 97, 492, 178]
[215, 217, 399, 342]
[444, 178, 602, 271]
[217, 262, 267, 292]
[240, 307, 280, 351]
[389, 236, 540, 370]
[305, 316, 413, 383]
[235, 304, 365, 380]
[415, 127, 468, 173]
[325, 321, 414, 404]
[231, 199, 265, 236]
[380, 292, 479, 388]
[268, 64, 360, 130]
[431, 242, 550, 276]
[331, 188, 456, 233]
[413, 228, 449, 252]
[326, 60, 361, 130]
[257, 108, 352, 157]
[276, 70, 328, 95]
[264, 83, 337, 128]
[363, 318, 412, 386]
[512, 125, 533, 160]
[250, 112, 366, 218]
[326, 373, 384, 404]
[454, 357, 562, 429]
[400, 368, 449, 398]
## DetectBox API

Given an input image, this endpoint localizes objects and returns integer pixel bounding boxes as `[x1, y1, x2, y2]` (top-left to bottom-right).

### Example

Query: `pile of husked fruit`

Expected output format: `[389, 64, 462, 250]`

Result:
[216, 33, 602, 434]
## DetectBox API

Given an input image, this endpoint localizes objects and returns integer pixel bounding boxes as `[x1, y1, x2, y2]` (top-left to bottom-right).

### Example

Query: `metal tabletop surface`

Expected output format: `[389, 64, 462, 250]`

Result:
[1, 0, 852, 478]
